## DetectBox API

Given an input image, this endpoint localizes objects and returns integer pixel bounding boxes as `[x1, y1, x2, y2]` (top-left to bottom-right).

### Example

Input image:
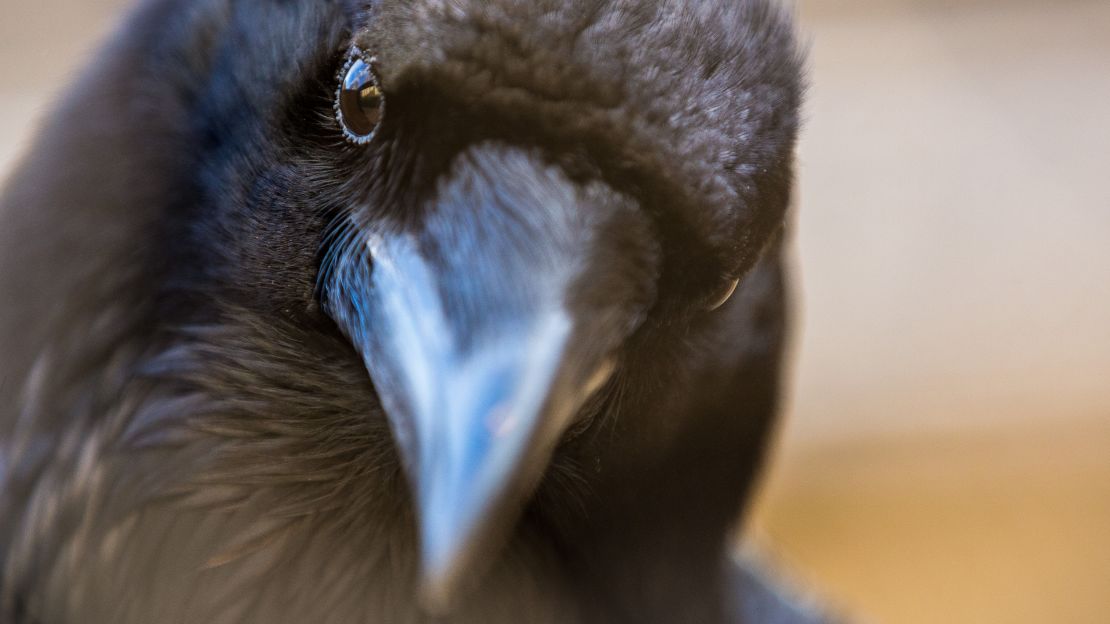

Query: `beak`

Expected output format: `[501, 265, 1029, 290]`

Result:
[322, 147, 653, 611]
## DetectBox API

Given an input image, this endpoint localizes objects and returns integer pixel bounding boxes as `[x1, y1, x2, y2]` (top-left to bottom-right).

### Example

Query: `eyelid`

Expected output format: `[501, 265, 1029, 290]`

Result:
[706, 277, 740, 311]
[335, 48, 385, 144]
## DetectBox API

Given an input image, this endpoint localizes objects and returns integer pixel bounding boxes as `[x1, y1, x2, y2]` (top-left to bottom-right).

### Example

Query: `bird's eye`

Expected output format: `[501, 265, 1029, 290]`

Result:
[706, 277, 740, 311]
[335, 49, 384, 144]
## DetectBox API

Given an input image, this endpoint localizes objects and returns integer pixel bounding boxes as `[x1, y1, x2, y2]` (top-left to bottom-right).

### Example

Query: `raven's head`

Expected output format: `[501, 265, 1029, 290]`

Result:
[326, 2, 799, 601]
[57, 0, 801, 613]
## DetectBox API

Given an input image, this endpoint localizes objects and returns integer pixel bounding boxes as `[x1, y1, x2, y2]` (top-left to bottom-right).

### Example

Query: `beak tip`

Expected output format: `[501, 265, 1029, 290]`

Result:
[414, 492, 483, 614]
[416, 529, 472, 615]
[417, 571, 456, 615]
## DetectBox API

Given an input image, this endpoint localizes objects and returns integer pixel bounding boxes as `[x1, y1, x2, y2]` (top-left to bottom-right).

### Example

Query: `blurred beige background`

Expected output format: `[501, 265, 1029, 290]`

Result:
[2, 1, 1108, 622]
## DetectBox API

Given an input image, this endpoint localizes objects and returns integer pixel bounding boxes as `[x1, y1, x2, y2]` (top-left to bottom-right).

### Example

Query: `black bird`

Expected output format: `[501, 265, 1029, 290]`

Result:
[0, 0, 819, 622]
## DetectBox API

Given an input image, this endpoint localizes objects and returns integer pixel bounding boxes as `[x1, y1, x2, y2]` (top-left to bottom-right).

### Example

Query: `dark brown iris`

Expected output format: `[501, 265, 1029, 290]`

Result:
[337, 55, 384, 142]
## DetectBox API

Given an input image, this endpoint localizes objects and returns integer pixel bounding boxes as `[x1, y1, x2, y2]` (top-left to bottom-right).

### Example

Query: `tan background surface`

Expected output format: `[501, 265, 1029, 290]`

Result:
[2, 1, 1108, 622]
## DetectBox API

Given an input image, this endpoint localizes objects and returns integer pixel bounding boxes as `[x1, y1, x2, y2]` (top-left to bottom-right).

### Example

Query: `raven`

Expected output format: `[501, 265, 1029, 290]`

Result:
[0, 0, 815, 622]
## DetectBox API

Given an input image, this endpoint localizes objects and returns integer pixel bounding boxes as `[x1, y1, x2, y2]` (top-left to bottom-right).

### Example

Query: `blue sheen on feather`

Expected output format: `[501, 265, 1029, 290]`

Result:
[323, 225, 572, 578]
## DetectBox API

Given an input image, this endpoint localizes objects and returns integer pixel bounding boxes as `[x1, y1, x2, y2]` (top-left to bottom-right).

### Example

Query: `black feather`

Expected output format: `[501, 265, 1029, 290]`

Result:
[0, 0, 820, 622]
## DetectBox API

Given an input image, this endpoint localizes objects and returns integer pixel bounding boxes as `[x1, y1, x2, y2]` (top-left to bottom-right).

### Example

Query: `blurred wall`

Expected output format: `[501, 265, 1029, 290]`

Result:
[756, 1, 1110, 623]
[2, 1, 1108, 623]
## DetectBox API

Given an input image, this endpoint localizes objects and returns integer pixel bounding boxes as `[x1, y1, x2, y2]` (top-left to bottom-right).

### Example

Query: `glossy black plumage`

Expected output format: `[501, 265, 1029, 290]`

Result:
[0, 0, 819, 622]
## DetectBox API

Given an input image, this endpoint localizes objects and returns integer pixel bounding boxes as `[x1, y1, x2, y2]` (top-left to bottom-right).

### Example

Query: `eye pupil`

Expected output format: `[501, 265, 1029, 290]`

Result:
[337, 54, 384, 142]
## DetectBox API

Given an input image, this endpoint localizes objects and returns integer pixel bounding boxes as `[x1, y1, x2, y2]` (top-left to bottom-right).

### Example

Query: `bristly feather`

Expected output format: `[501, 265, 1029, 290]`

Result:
[0, 0, 816, 622]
